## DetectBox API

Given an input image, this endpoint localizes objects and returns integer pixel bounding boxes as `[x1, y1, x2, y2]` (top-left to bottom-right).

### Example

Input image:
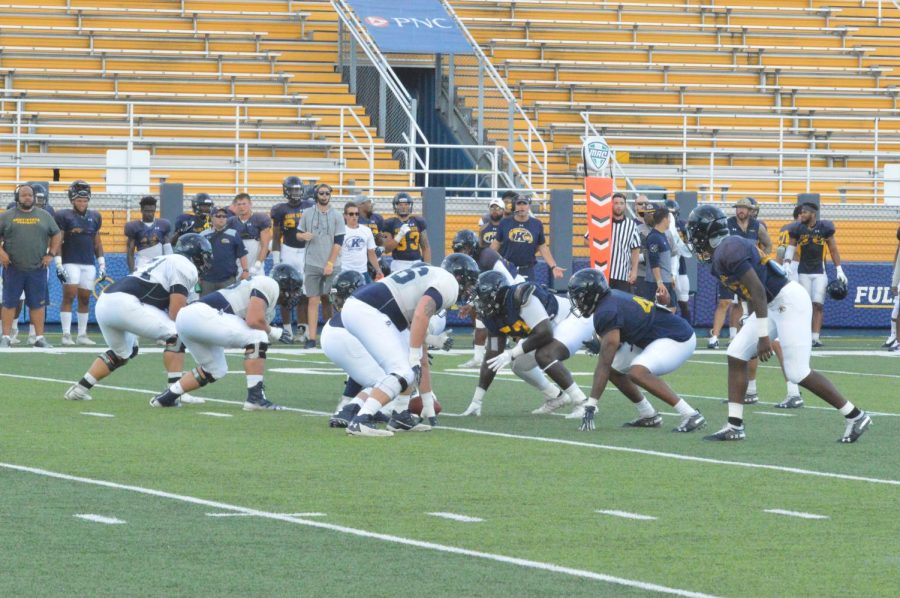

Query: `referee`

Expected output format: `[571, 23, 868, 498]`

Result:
[606, 192, 641, 291]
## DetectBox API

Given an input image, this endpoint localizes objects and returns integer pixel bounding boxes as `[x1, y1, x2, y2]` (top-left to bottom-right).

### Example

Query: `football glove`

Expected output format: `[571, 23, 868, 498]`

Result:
[426, 329, 454, 352]
[579, 405, 596, 432]
[582, 337, 601, 356]
[836, 265, 848, 284]
[486, 350, 513, 372]
[54, 257, 68, 285]
[394, 223, 411, 242]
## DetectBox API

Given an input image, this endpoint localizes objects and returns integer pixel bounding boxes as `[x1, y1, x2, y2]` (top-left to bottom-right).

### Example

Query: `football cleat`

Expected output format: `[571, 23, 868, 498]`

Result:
[0, 336, 10, 348]
[386, 409, 431, 432]
[295, 324, 309, 344]
[32, 337, 52, 348]
[531, 391, 571, 415]
[673, 412, 706, 433]
[61, 334, 75, 346]
[179, 393, 205, 405]
[329, 403, 361, 428]
[346, 414, 394, 437]
[26, 334, 37, 345]
[881, 336, 896, 348]
[707, 337, 719, 349]
[373, 410, 391, 424]
[775, 395, 804, 409]
[460, 401, 482, 416]
[889, 343, 900, 353]
[623, 413, 662, 428]
[703, 425, 745, 441]
[75, 335, 96, 346]
[9, 335, 21, 345]
[811, 339, 824, 348]
[743, 393, 759, 405]
[278, 330, 294, 344]
[64, 384, 92, 401]
[564, 401, 587, 419]
[459, 356, 482, 369]
[243, 382, 283, 411]
[303, 339, 317, 350]
[839, 413, 871, 444]
[150, 390, 181, 408]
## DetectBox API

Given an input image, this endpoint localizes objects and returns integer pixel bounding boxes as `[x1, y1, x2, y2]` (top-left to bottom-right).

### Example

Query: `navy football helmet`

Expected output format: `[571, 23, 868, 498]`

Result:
[664, 199, 680, 217]
[191, 192, 214, 215]
[67, 180, 91, 201]
[826, 278, 848, 301]
[451, 229, 479, 256]
[270, 263, 304, 308]
[282, 175, 304, 206]
[392, 192, 413, 217]
[686, 205, 729, 263]
[441, 253, 479, 306]
[568, 268, 611, 317]
[473, 270, 509, 318]
[330, 270, 366, 310]
[173, 233, 213, 277]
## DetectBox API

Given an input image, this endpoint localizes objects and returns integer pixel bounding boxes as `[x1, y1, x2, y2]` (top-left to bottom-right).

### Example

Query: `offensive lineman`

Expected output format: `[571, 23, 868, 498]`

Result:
[63, 234, 213, 402]
[150, 264, 303, 410]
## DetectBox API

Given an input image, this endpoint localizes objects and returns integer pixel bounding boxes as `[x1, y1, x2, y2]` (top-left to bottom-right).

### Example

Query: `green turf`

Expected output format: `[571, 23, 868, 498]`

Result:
[0, 333, 898, 597]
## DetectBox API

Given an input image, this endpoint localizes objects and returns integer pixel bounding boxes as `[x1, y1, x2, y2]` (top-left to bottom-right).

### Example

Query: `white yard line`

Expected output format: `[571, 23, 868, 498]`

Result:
[3, 462, 718, 598]
[80, 412, 115, 418]
[197, 412, 233, 418]
[596, 510, 657, 521]
[755, 411, 797, 417]
[74, 513, 126, 524]
[206, 511, 326, 518]
[763, 509, 829, 520]
[427, 512, 484, 523]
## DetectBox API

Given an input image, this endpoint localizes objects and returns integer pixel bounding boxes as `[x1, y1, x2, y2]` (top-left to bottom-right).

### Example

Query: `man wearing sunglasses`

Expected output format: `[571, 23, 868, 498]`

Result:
[198, 206, 249, 296]
[341, 201, 383, 284]
[297, 183, 345, 349]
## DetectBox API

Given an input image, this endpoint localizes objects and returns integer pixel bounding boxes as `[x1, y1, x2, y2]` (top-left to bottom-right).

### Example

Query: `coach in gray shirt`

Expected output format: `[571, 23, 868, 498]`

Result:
[297, 183, 344, 349]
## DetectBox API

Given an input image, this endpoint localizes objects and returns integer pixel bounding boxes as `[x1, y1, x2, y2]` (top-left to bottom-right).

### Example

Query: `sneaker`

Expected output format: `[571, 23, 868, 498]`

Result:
[623, 413, 662, 428]
[279, 331, 294, 344]
[76, 335, 96, 346]
[243, 382, 283, 411]
[386, 409, 431, 432]
[564, 401, 587, 419]
[150, 390, 181, 408]
[61, 333, 75, 346]
[32, 337, 52, 348]
[295, 324, 309, 344]
[811, 339, 824, 348]
[530, 391, 571, 414]
[329, 403, 361, 428]
[373, 410, 391, 425]
[703, 425, 746, 441]
[303, 339, 317, 350]
[459, 356, 482, 368]
[775, 395, 804, 409]
[346, 413, 394, 437]
[179, 393, 206, 405]
[743, 393, 759, 405]
[460, 401, 482, 416]
[707, 337, 719, 349]
[889, 343, 900, 353]
[0, 336, 10, 348]
[26, 334, 36, 345]
[882, 336, 896, 348]
[673, 411, 706, 433]
[64, 384, 92, 401]
[839, 413, 871, 443]
[9, 335, 21, 345]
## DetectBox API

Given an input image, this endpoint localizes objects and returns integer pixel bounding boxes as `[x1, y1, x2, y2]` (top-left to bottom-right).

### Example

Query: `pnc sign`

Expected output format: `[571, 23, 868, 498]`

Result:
[348, 0, 473, 54]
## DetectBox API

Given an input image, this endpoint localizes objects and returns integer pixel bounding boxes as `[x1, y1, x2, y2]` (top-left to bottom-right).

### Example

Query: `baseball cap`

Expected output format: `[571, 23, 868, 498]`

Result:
[732, 197, 754, 209]
[489, 198, 505, 209]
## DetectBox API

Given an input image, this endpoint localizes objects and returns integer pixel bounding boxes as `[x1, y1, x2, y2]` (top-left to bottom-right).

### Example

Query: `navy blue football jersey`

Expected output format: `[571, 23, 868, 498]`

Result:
[727, 216, 761, 241]
[228, 212, 271, 242]
[788, 219, 835, 274]
[359, 212, 384, 240]
[174, 213, 210, 236]
[711, 236, 788, 303]
[124, 218, 172, 251]
[270, 200, 312, 249]
[481, 282, 558, 339]
[383, 215, 427, 261]
[56, 208, 102, 265]
[592, 290, 693, 349]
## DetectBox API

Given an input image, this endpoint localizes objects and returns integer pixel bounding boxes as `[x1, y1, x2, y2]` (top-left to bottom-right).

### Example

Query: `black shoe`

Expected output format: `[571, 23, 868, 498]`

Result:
[812, 339, 824, 348]
[775, 395, 804, 409]
[704, 425, 746, 441]
[623, 413, 662, 428]
[243, 382, 283, 411]
[303, 339, 317, 350]
[386, 409, 431, 432]
[329, 403, 360, 428]
[150, 390, 181, 408]
[839, 413, 871, 443]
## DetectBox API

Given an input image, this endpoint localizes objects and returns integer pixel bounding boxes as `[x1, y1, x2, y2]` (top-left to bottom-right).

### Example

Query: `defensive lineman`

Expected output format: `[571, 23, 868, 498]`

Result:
[151, 264, 303, 410]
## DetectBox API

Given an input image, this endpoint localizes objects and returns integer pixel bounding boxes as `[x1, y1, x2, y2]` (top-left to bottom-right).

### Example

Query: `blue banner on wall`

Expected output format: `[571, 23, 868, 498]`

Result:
[347, 0, 473, 55]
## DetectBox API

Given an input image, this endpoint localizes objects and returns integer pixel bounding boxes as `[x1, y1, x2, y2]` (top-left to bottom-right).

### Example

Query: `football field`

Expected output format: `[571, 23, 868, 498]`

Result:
[1, 333, 897, 597]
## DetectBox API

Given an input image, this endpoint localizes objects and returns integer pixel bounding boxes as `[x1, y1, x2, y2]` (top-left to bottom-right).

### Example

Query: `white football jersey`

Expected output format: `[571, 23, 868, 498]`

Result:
[216, 276, 280, 322]
[133, 254, 198, 295]
[380, 265, 459, 324]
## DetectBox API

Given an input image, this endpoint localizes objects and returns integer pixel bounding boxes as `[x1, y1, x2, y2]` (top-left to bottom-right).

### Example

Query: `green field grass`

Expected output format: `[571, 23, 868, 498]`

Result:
[1, 333, 898, 597]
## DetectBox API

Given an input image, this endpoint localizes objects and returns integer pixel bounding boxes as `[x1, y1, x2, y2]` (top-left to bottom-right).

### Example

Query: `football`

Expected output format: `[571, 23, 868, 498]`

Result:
[409, 396, 442, 416]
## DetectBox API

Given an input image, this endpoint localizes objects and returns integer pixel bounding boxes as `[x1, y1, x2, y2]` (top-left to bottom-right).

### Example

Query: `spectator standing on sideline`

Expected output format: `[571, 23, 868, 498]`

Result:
[297, 183, 344, 349]
[270, 175, 312, 343]
[478, 191, 515, 247]
[356, 195, 385, 247]
[56, 180, 105, 346]
[0, 183, 61, 348]
[229, 193, 271, 276]
[382, 192, 430, 272]
[125, 196, 172, 273]
[4, 181, 54, 345]
[199, 206, 248, 295]
[340, 201, 382, 283]
[604, 191, 641, 292]
[491, 194, 565, 282]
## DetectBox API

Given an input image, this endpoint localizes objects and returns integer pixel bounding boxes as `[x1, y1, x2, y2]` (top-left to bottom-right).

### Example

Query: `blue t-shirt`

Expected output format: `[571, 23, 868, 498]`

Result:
[383, 215, 427, 261]
[495, 216, 545, 269]
[788, 219, 835, 274]
[270, 200, 312, 249]
[711, 236, 788, 303]
[592, 290, 693, 349]
[200, 227, 247, 282]
[56, 208, 102, 265]
[124, 219, 172, 251]
[481, 283, 558, 339]
[474, 246, 518, 279]
[643, 228, 672, 283]
[480, 221, 500, 247]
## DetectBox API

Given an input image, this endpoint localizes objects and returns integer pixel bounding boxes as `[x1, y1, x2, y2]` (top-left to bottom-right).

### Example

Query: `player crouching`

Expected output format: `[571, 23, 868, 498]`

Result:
[150, 264, 303, 410]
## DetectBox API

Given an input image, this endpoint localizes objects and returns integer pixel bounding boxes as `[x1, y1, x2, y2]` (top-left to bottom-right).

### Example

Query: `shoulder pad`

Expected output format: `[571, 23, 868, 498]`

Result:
[512, 282, 535, 308]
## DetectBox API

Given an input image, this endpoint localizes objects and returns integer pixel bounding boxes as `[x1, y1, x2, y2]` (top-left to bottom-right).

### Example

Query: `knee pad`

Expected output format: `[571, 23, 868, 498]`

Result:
[374, 373, 405, 398]
[164, 335, 185, 353]
[244, 341, 269, 360]
[191, 367, 218, 387]
[99, 350, 128, 372]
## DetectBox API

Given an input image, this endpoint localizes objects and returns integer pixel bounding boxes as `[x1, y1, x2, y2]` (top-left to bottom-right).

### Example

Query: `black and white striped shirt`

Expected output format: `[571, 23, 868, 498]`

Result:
[608, 217, 641, 282]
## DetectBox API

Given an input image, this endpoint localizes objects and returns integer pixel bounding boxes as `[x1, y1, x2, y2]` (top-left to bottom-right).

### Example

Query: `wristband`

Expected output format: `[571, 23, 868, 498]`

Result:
[587, 397, 599, 408]
[326, 261, 333, 267]
[836, 265, 845, 276]
[756, 317, 769, 338]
